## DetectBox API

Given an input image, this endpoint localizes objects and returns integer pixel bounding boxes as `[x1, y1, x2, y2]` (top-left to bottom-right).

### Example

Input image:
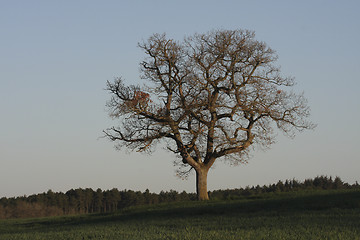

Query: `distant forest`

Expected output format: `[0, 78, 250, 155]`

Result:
[1, 176, 359, 219]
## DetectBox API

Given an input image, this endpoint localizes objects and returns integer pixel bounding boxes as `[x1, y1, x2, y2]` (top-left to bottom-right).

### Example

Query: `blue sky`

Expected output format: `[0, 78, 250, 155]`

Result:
[1, 0, 359, 197]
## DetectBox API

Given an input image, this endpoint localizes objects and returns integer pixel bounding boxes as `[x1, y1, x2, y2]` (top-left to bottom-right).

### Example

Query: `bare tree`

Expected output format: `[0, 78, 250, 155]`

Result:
[104, 29, 315, 200]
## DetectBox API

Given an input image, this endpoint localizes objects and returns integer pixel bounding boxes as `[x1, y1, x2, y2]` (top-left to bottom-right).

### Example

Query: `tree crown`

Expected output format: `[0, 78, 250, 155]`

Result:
[105, 29, 315, 176]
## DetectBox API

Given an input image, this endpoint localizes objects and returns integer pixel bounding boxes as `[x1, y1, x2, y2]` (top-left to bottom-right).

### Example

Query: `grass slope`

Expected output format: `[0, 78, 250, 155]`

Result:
[0, 189, 359, 240]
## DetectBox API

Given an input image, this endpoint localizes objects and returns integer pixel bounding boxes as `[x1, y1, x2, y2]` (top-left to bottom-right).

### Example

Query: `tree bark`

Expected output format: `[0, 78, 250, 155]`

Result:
[196, 167, 209, 200]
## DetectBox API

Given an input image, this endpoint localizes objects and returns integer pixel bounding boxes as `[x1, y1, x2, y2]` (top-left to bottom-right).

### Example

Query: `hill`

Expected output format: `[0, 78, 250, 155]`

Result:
[0, 189, 359, 239]
[1, 176, 358, 219]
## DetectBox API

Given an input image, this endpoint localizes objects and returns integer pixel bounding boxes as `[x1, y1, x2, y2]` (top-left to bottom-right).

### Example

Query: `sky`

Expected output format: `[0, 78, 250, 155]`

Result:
[1, 0, 359, 198]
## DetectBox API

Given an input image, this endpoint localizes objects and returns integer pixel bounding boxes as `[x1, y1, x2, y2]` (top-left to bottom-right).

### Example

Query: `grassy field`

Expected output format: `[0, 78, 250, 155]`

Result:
[0, 189, 359, 240]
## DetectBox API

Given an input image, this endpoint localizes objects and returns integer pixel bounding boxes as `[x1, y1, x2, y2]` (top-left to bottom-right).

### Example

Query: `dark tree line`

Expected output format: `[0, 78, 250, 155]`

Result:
[0, 176, 358, 219]
[209, 176, 358, 200]
[0, 188, 195, 219]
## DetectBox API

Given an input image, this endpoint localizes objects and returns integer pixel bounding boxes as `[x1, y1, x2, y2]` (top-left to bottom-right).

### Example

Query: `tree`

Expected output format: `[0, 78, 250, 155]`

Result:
[104, 29, 315, 200]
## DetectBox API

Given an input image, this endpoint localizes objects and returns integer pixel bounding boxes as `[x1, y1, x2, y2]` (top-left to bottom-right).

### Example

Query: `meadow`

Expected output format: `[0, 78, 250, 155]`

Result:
[0, 189, 359, 240]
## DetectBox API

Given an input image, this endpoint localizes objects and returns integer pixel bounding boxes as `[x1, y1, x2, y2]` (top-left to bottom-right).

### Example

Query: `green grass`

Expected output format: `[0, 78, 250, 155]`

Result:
[1, 189, 359, 239]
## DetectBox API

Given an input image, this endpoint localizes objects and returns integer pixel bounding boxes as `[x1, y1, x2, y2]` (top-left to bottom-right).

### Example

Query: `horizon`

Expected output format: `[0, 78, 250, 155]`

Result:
[2, 175, 355, 199]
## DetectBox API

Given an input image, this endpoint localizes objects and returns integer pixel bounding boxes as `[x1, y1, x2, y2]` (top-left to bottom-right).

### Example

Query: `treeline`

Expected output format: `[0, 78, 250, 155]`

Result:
[210, 176, 359, 200]
[0, 189, 196, 219]
[0, 176, 359, 219]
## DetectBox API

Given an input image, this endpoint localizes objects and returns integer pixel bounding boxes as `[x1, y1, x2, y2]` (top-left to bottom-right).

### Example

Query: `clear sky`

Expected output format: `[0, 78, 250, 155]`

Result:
[1, 0, 359, 198]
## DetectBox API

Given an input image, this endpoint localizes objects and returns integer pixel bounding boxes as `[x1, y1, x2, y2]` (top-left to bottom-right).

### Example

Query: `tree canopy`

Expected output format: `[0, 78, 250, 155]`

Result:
[104, 29, 315, 200]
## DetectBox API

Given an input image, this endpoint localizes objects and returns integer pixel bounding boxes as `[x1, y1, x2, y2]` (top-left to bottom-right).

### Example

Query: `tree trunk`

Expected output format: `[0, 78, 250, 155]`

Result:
[196, 167, 209, 200]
